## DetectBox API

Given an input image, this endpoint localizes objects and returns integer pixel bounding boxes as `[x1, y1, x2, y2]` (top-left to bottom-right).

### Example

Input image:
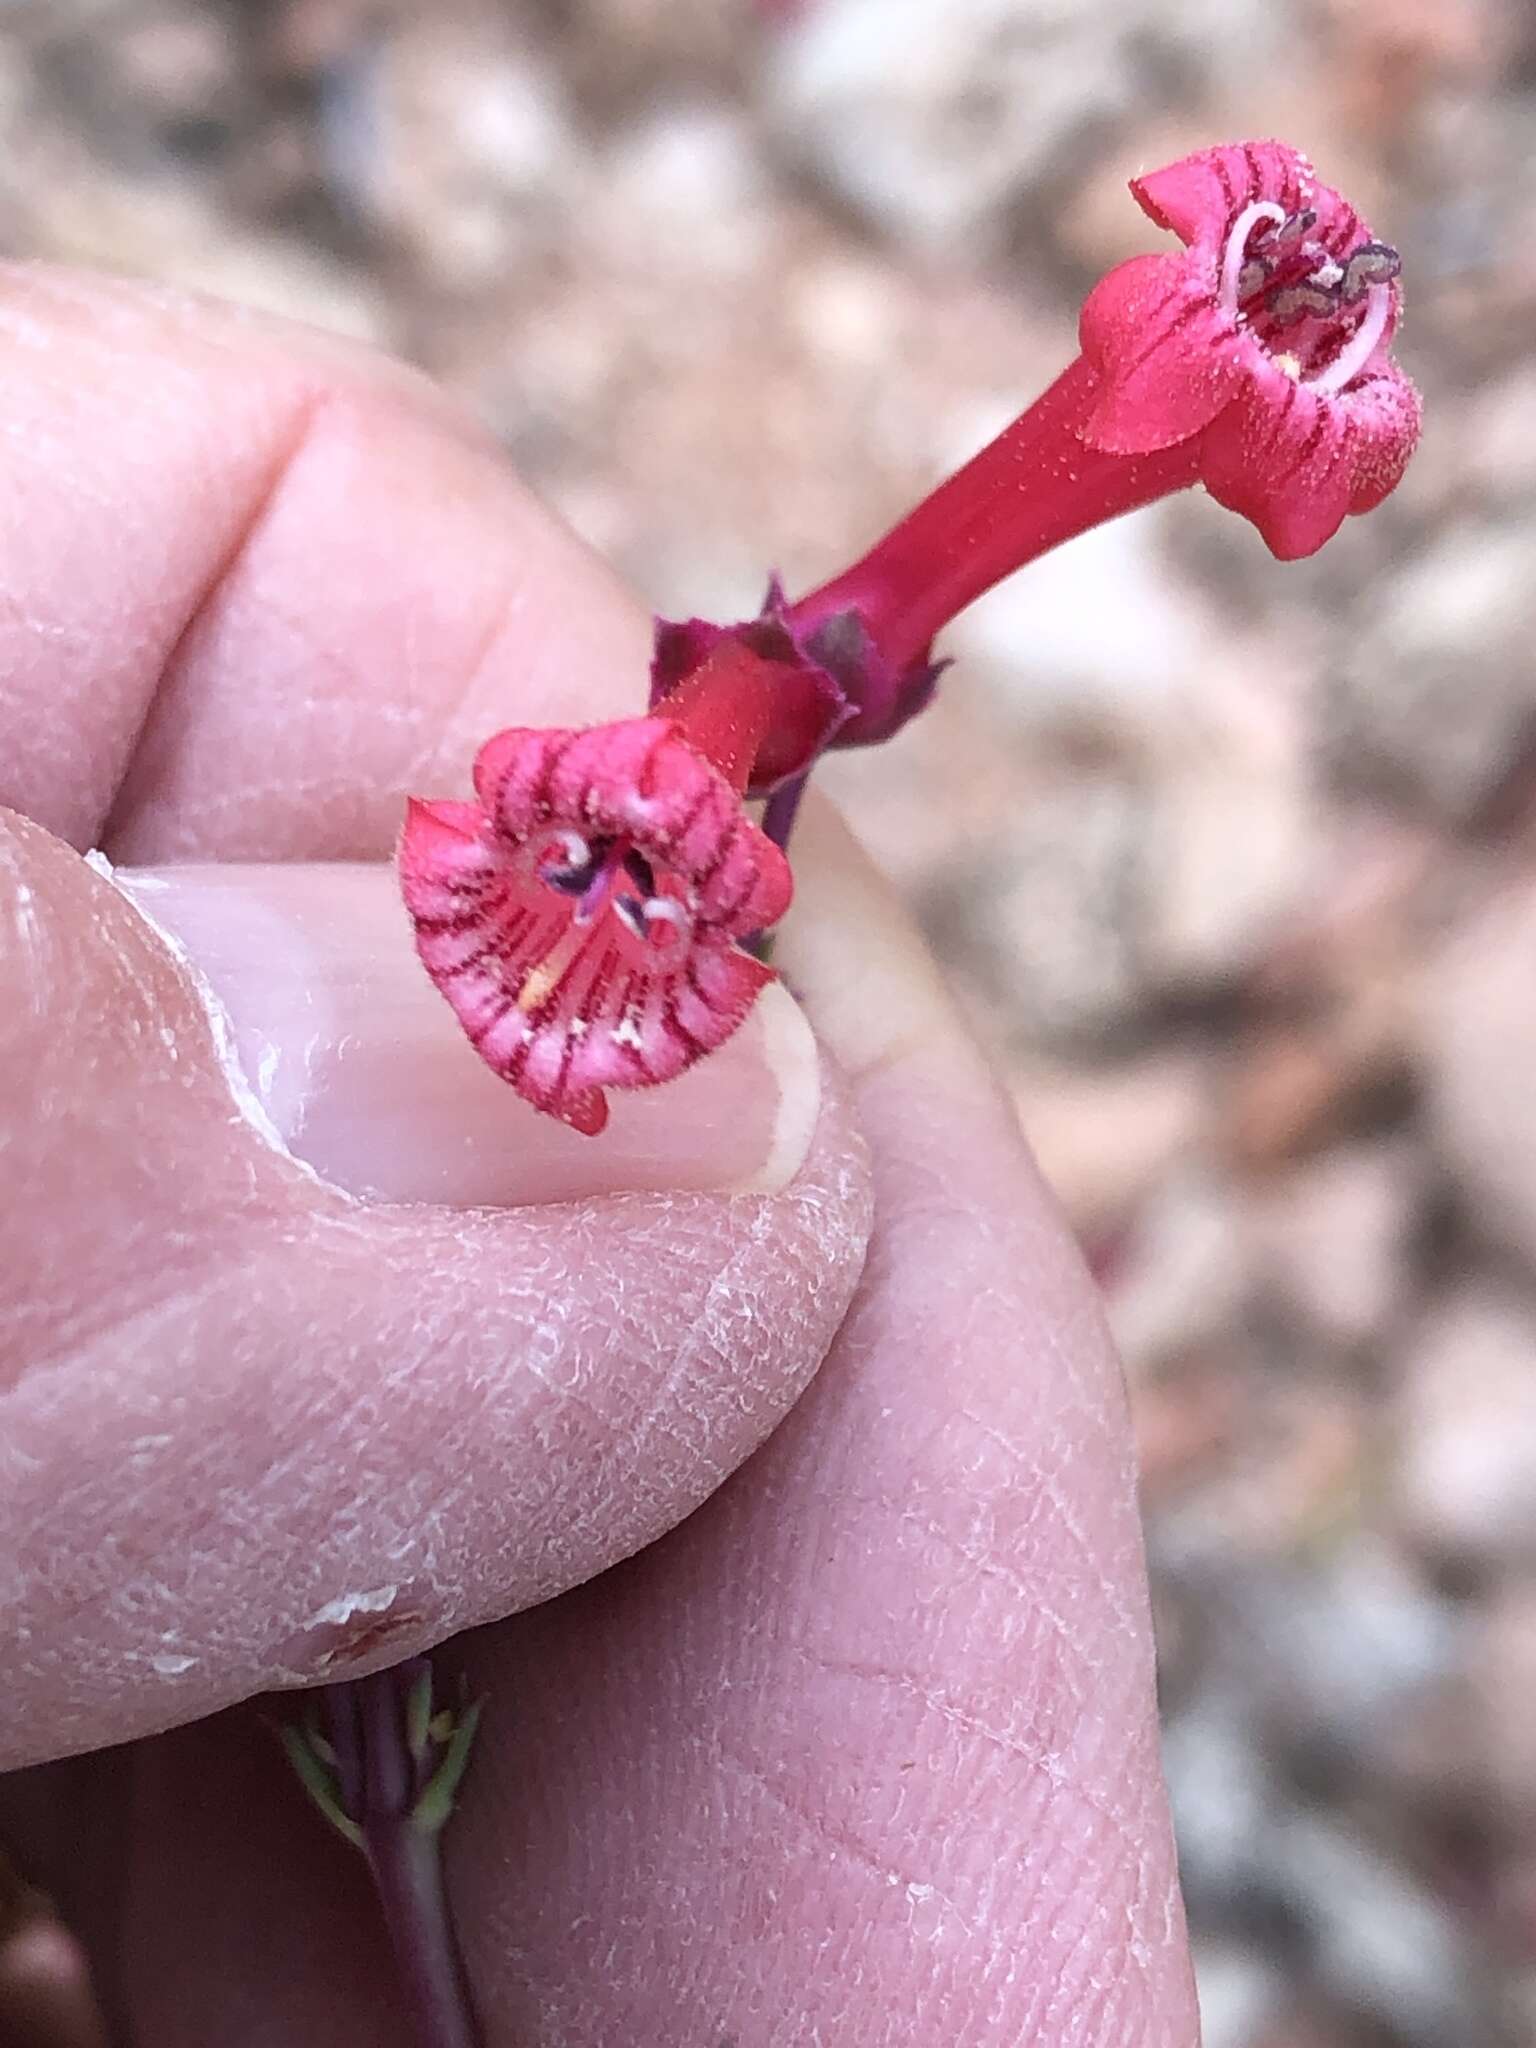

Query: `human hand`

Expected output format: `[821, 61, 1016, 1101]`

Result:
[0, 270, 1197, 2044]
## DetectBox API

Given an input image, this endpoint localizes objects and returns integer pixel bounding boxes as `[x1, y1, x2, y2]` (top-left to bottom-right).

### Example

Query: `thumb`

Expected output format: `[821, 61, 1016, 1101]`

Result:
[0, 809, 870, 1766]
[111, 859, 820, 1209]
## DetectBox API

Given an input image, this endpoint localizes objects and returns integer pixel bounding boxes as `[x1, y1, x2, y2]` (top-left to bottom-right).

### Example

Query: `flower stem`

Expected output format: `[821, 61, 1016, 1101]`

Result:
[747, 769, 811, 961]
[362, 1787, 481, 2048]
[761, 770, 809, 858]
[280, 1660, 487, 2048]
[790, 355, 1201, 676]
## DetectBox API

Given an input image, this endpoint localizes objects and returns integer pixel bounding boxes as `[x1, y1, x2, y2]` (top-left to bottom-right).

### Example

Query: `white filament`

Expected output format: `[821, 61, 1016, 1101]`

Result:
[545, 829, 589, 869]
[1220, 200, 1288, 313]
[641, 896, 689, 935]
[1307, 282, 1392, 397]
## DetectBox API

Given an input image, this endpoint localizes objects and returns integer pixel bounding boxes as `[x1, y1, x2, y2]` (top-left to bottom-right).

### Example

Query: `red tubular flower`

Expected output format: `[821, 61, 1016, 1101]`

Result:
[404, 139, 1421, 1130]
[652, 139, 1421, 778]
[399, 647, 798, 1136]
[1078, 139, 1422, 560]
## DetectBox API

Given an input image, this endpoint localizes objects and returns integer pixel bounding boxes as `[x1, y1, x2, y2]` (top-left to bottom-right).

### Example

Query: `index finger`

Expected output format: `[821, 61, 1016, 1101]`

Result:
[0, 261, 647, 858]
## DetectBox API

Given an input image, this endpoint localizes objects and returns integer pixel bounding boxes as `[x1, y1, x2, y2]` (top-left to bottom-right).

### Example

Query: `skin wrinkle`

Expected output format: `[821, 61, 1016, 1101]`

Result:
[404, 575, 537, 795]
[701, 1731, 979, 1939]
[1035, 1463, 1146, 1635]
[102, 391, 653, 866]
[703, 1702, 1148, 2048]
[98, 388, 328, 851]
[113, 558, 397, 857]
[753, 1086, 1164, 2034]
[888, 1504, 1103, 1679]
[620, 1206, 784, 1466]
[9, 1228, 259, 1389]
[789, 1644, 1142, 1846]
[0, 366, 310, 849]
[1019, 1871, 1155, 2048]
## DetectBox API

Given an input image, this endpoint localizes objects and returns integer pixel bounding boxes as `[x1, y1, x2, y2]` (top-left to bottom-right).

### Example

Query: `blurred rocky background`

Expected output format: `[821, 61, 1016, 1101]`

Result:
[1, 0, 1532, 2042]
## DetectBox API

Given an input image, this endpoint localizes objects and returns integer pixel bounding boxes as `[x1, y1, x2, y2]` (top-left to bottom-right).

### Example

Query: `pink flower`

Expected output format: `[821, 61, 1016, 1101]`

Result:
[652, 139, 1421, 763]
[402, 138, 1423, 1131]
[1078, 139, 1422, 560]
[399, 649, 793, 1135]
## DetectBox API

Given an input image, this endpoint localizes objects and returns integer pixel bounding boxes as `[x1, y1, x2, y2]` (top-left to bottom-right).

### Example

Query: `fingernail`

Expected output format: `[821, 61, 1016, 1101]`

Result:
[110, 863, 820, 1207]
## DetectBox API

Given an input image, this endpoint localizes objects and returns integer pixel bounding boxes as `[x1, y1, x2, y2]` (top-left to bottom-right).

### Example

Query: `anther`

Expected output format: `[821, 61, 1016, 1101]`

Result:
[1267, 278, 1345, 327]
[1341, 242, 1401, 302]
[538, 831, 608, 895]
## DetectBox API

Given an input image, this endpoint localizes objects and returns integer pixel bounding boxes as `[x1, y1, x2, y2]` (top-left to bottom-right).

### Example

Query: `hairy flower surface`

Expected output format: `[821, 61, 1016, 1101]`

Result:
[1079, 139, 1421, 559]
[400, 653, 792, 1134]
[652, 138, 1421, 763]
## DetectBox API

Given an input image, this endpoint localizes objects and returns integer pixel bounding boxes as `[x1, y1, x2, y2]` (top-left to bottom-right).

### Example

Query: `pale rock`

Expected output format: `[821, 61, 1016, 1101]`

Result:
[765, 0, 1286, 251]
[1421, 877, 1536, 1266]
[1328, 521, 1536, 821]
[1139, 727, 1316, 992]
[975, 771, 1151, 1044]
[1193, 1940, 1284, 2048]
[1251, 1140, 1424, 1349]
[1163, 1693, 1483, 2048]
[1238, 1543, 1458, 1755]
[112, 13, 236, 123]
[591, 105, 770, 273]
[1461, 365, 1536, 502]
[1390, 1278, 1536, 1564]
[965, 551, 1317, 994]
[1013, 1051, 1208, 1233]
[1150, 1380, 1366, 1562]
[786, 253, 905, 369]
[16, 162, 390, 342]
[1105, 1165, 1253, 1379]
[764, 0, 1143, 250]
[1162, 1695, 1278, 1903]
[1269, 1815, 1480, 2045]
[1466, 1580, 1536, 1818]
[951, 509, 1212, 735]
[361, 20, 578, 287]
[542, 0, 743, 107]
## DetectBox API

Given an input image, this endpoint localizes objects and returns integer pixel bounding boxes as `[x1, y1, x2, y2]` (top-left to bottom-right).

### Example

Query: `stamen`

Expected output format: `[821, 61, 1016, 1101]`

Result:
[575, 838, 629, 925]
[537, 829, 599, 893]
[1308, 280, 1393, 397]
[1341, 241, 1401, 302]
[1267, 278, 1344, 328]
[623, 849, 658, 896]
[1236, 258, 1270, 301]
[1220, 200, 1288, 313]
[641, 897, 689, 939]
[615, 892, 689, 944]
[545, 829, 589, 869]
[613, 895, 649, 939]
